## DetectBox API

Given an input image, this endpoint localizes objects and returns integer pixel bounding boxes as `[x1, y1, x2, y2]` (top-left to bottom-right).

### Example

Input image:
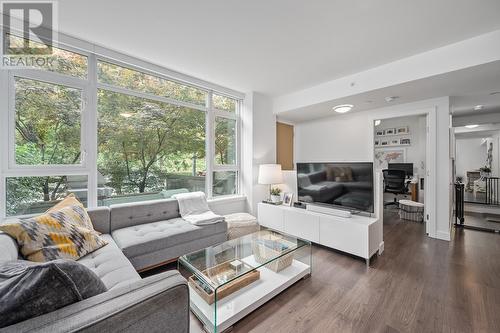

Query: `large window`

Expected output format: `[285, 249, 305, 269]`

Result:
[97, 90, 206, 205]
[6, 34, 88, 78]
[7, 176, 88, 216]
[14, 78, 83, 165]
[215, 117, 237, 165]
[1, 34, 242, 217]
[97, 61, 206, 106]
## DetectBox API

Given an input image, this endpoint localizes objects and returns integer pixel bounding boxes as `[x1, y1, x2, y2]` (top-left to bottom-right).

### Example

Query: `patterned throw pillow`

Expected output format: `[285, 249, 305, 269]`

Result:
[0, 205, 107, 262]
[46, 193, 95, 230]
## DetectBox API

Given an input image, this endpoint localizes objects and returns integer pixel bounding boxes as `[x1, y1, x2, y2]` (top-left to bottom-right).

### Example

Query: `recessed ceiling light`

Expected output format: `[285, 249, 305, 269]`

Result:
[120, 112, 133, 118]
[374, 120, 381, 126]
[385, 96, 399, 103]
[465, 124, 479, 129]
[333, 104, 354, 113]
[474, 105, 484, 111]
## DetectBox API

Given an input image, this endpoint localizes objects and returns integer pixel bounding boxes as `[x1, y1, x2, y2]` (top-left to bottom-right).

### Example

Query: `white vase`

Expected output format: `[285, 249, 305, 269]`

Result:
[270, 195, 281, 203]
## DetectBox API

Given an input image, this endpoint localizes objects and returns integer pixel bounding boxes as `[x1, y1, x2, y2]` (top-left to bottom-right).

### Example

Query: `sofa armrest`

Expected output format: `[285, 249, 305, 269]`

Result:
[87, 206, 111, 234]
[1, 270, 189, 333]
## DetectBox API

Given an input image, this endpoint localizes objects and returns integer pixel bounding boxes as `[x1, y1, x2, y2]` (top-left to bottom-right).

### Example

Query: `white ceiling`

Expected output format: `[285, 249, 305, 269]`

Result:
[451, 93, 500, 115]
[56, 0, 500, 96]
[455, 123, 500, 139]
[277, 61, 500, 122]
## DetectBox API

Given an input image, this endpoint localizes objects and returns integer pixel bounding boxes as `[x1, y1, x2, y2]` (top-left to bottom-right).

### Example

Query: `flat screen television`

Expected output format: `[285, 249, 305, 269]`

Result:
[296, 162, 374, 213]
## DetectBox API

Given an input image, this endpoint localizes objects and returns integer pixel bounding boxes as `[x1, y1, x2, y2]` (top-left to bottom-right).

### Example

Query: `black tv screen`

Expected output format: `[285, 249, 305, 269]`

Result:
[297, 162, 374, 213]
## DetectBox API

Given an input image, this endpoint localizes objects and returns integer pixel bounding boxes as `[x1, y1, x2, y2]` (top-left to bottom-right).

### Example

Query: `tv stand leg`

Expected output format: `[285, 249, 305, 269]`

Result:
[365, 258, 370, 268]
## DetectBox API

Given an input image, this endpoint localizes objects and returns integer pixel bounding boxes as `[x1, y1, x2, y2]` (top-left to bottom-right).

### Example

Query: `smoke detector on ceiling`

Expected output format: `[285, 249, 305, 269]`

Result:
[385, 96, 399, 102]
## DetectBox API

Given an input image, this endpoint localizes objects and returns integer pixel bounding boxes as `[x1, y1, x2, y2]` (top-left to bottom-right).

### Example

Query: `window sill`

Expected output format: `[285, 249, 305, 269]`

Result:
[2, 195, 247, 221]
[208, 195, 246, 205]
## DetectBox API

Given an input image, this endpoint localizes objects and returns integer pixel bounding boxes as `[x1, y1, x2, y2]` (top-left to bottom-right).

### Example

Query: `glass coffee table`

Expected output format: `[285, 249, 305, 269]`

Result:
[178, 229, 311, 333]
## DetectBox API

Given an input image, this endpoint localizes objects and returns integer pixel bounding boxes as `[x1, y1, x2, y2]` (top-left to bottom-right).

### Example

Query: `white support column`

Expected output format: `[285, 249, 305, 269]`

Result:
[86, 53, 98, 208]
[205, 91, 214, 198]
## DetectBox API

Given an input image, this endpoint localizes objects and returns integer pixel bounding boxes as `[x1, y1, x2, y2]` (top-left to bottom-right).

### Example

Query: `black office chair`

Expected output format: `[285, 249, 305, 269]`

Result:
[382, 169, 409, 207]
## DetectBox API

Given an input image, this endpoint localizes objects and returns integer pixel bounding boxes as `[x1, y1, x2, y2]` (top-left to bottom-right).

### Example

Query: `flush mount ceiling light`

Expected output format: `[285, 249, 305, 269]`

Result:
[120, 112, 133, 118]
[474, 105, 484, 111]
[374, 120, 381, 126]
[333, 104, 353, 113]
[385, 96, 399, 103]
[465, 124, 479, 129]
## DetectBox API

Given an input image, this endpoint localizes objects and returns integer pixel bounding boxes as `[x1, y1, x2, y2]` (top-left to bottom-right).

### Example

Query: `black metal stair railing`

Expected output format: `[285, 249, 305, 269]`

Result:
[485, 177, 500, 206]
[455, 179, 500, 234]
[455, 182, 465, 225]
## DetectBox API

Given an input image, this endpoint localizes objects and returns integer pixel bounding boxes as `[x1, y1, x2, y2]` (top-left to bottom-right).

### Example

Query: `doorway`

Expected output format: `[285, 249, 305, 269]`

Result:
[373, 113, 431, 235]
[453, 122, 500, 232]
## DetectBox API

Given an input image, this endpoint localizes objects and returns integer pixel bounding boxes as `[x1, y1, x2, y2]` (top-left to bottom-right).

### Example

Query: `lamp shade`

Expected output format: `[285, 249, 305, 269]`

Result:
[258, 164, 283, 185]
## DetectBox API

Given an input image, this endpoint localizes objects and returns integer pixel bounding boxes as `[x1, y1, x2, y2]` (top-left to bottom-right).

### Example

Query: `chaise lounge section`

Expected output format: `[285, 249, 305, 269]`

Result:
[107, 199, 227, 271]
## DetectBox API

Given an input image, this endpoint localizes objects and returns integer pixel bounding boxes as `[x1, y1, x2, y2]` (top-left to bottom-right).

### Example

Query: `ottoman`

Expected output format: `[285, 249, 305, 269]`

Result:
[224, 213, 259, 239]
[398, 199, 424, 222]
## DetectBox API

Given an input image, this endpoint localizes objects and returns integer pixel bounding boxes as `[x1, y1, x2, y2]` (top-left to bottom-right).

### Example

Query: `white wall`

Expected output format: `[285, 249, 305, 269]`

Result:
[241, 92, 276, 215]
[493, 134, 500, 177]
[278, 170, 298, 202]
[455, 137, 488, 179]
[374, 115, 426, 177]
[294, 97, 451, 241]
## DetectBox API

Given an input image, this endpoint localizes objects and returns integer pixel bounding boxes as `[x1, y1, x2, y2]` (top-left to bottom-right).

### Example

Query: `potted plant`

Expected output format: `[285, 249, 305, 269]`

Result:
[480, 166, 491, 178]
[270, 187, 282, 203]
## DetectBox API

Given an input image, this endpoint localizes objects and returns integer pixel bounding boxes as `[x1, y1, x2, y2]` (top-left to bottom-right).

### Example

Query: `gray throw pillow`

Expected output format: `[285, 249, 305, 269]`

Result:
[0, 259, 107, 328]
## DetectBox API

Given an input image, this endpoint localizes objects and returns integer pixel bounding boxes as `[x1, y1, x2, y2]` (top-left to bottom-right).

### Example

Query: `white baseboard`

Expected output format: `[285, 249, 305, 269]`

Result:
[435, 230, 451, 241]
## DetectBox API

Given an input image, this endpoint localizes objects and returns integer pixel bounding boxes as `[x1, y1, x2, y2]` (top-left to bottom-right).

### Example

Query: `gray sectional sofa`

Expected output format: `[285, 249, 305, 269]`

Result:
[0, 198, 228, 332]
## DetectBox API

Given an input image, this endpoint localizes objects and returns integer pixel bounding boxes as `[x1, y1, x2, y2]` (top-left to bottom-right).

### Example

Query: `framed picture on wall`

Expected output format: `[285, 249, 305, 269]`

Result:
[385, 128, 396, 135]
[400, 138, 411, 145]
[391, 139, 399, 145]
[374, 148, 406, 170]
[375, 130, 384, 136]
[374, 140, 380, 146]
[381, 140, 389, 146]
[397, 126, 409, 134]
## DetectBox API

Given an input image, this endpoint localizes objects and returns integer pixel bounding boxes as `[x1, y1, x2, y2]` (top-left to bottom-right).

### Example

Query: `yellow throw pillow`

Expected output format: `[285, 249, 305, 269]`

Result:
[0, 204, 107, 262]
[47, 194, 95, 231]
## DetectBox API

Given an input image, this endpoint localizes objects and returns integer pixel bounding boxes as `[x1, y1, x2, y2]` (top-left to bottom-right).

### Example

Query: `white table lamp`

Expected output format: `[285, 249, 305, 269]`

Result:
[258, 164, 283, 201]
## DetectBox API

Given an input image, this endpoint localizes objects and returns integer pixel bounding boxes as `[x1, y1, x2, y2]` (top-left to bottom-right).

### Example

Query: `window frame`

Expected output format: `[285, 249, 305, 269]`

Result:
[0, 31, 243, 218]
[210, 93, 240, 197]
[8, 69, 90, 171]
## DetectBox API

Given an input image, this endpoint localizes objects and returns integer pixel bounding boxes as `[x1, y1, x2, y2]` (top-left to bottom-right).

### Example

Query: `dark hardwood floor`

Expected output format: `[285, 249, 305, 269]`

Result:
[189, 210, 500, 333]
[461, 212, 500, 231]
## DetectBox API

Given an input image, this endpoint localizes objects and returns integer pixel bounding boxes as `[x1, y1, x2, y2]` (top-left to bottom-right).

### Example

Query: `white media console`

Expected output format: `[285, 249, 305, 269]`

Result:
[257, 173, 384, 266]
